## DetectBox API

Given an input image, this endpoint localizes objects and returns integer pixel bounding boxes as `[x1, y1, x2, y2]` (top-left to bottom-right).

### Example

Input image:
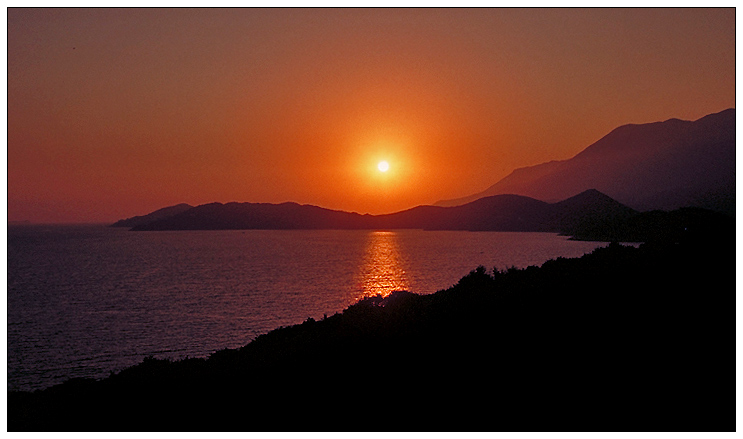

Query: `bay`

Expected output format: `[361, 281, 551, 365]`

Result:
[8, 225, 610, 391]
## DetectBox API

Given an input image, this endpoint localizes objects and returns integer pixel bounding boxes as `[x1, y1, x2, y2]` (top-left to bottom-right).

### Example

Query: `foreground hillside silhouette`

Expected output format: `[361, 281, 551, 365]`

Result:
[9, 214, 734, 431]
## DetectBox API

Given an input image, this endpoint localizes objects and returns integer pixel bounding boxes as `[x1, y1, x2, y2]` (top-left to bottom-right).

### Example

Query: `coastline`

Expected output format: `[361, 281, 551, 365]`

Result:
[8, 221, 734, 432]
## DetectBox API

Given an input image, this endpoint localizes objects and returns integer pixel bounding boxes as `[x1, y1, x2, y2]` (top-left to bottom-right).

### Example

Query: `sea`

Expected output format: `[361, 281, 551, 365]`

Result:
[7, 225, 614, 392]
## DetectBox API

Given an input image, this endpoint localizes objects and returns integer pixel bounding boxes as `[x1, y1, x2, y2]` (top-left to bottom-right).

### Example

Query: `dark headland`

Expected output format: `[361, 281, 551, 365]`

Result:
[9, 212, 734, 432]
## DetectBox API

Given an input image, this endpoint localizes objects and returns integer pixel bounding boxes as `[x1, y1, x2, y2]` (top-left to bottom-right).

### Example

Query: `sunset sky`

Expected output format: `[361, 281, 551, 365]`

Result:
[7, 8, 735, 223]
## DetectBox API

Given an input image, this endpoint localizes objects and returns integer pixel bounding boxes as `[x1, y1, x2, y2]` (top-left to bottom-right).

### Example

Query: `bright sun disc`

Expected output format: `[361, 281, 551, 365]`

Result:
[378, 161, 389, 172]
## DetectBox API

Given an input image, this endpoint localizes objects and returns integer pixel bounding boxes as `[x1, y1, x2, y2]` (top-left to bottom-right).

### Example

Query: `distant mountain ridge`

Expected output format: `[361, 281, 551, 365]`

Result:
[131, 201, 374, 231]
[121, 190, 642, 239]
[436, 108, 735, 214]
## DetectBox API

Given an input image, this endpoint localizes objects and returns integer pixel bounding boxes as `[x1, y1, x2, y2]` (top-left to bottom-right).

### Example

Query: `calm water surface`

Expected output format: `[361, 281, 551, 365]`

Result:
[8, 225, 610, 391]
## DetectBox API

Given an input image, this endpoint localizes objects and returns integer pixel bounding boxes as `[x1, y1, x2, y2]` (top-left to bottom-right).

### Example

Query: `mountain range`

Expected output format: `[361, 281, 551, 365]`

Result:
[115, 189, 635, 234]
[113, 109, 735, 239]
[115, 188, 733, 242]
[436, 108, 735, 214]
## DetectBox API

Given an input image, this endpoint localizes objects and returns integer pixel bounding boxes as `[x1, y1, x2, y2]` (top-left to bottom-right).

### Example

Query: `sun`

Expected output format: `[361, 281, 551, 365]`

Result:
[377, 161, 390, 172]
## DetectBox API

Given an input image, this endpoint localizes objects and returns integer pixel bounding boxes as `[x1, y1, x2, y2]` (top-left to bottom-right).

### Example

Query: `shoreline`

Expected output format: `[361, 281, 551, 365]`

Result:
[8, 222, 734, 431]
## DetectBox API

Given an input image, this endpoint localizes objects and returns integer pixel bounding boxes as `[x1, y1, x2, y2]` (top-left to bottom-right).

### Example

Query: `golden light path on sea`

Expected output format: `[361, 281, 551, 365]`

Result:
[357, 231, 410, 299]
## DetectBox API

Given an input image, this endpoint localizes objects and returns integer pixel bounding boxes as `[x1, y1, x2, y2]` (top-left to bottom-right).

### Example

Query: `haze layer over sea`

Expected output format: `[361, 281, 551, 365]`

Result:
[8, 225, 611, 391]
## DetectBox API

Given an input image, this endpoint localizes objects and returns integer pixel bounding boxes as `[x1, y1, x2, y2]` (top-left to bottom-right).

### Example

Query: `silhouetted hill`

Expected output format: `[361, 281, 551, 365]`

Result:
[126, 190, 638, 236]
[436, 108, 735, 214]
[368, 194, 552, 231]
[542, 188, 645, 239]
[8, 216, 734, 431]
[372, 190, 638, 232]
[111, 203, 193, 228]
[130, 201, 374, 230]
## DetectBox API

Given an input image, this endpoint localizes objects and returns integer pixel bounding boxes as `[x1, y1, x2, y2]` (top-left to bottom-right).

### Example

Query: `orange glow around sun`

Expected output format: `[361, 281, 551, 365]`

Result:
[6, 9, 735, 223]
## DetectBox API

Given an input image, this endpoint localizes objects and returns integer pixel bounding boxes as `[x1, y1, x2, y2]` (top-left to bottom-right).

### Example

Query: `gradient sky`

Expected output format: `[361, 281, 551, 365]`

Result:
[7, 8, 735, 223]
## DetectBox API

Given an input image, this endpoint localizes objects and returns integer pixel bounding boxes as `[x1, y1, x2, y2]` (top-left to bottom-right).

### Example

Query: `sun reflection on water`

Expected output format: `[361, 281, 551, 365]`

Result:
[357, 231, 410, 299]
